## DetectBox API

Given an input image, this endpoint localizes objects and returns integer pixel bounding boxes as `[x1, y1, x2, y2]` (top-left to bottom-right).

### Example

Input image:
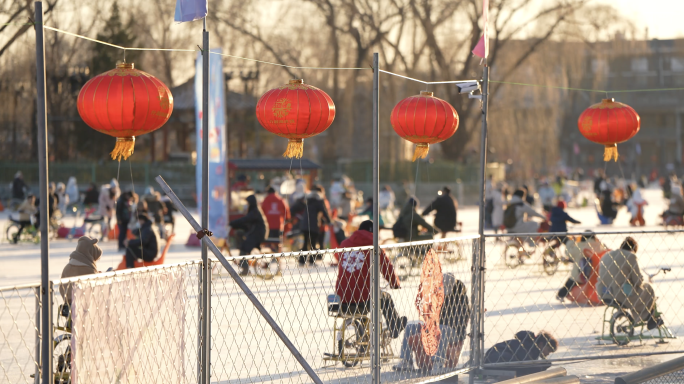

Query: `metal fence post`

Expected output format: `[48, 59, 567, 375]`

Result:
[200, 18, 211, 384]
[34, 286, 40, 384]
[371, 52, 381, 384]
[34, 3, 53, 384]
[470, 64, 489, 384]
[468, 238, 481, 379]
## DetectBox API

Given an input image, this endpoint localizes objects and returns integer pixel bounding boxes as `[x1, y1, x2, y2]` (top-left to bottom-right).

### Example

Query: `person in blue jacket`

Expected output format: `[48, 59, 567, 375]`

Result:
[549, 201, 580, 244]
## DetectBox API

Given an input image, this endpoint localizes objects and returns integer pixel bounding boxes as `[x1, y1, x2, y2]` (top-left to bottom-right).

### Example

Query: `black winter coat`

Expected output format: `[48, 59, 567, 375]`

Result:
[12, 177, 27, 199]
[440, 280, 470, 340]
[291, 193, 330, 233]
[600, 190, 618, 219]
[128, 218, 159, 260]
[229, 195, 268, 245]
[116, 197, 131, 225]
[422, 194, 457, 232]
[484, 331, 543, 364]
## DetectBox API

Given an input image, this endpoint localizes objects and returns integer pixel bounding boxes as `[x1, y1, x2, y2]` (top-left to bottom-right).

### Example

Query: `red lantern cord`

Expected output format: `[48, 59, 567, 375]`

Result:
[390, 91, 459, 161]
[77, 63, 173, 161]
[256, 79, 335, 158]
[577, 98, 640, 162]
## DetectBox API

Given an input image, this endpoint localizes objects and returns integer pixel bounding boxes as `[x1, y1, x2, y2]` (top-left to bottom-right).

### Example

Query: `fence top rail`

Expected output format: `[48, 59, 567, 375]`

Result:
[482, 349, 684, 368]
[0, 282, 41, 292]
[482, 229, 684, 238]
[52, 259, 202, 286]
[218, 234, 480, 262]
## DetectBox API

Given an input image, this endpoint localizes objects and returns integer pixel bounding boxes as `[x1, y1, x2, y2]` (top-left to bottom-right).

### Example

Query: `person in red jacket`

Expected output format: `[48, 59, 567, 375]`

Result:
[261, 187, 290, 240]
[335, 220, 407, 338]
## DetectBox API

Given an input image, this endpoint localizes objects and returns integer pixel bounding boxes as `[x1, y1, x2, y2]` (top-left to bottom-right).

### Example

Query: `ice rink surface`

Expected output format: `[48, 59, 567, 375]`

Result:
[1, 188, 683, 383]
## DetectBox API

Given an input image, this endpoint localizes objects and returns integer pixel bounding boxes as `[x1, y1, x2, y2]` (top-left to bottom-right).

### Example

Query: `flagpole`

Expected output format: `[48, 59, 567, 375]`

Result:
[201, 16, 211, 384]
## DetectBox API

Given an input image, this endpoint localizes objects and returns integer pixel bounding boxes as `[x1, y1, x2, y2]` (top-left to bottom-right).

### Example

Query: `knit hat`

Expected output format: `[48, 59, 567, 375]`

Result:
[443, 272, 456, 295]
[359, 220, 374, 233]
[69, 236, 102, 270]
[557, 201, 567, 209]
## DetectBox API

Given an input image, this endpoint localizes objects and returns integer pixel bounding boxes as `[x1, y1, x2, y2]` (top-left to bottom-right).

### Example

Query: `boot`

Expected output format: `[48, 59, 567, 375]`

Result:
[647, 316, 664, 330]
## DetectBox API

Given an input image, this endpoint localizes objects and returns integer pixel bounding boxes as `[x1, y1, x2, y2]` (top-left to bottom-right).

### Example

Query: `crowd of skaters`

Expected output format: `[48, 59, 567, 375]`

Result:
[8, 172, 174, 268]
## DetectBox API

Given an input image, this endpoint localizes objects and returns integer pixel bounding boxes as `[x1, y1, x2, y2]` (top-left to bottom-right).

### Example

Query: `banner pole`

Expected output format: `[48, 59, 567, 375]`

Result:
[201, 17, 211, 384]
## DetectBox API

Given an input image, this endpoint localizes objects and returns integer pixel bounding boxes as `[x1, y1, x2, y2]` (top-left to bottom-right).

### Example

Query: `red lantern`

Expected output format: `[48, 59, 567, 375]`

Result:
[390, 91, 459, 161]
[577, 98, 640, 161]
[77, 63, 173, 161]
[256, 79, 335, 158]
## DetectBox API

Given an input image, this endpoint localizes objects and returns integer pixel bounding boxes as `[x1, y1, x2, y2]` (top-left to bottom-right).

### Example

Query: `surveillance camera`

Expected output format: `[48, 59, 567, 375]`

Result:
[456, 81, 479, 94]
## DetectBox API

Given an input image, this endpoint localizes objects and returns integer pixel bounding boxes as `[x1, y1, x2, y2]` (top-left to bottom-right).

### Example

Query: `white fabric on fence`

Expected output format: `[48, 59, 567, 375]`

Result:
[71, 268, 187, 384]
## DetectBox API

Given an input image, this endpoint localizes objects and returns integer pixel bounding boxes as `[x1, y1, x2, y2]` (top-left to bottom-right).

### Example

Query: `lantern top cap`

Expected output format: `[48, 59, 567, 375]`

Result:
[602, 98, 615, 103]
[117, 62, 134, 69]
[420, 91, 434, 97]
[289, 79, 304, 84]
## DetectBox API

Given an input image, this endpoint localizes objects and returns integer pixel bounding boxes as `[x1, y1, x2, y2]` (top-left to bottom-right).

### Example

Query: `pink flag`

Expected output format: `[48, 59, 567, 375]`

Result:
[472, 0, 489, 60]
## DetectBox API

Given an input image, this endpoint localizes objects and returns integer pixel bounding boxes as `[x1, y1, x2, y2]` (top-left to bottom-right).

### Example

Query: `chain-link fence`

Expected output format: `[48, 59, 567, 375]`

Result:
[643, 368, 684, 384]
[0, 283, 40, 384]
[481, 230, 684, 370]
[211, 235, 477, 384]
[6, 229, 684, 384]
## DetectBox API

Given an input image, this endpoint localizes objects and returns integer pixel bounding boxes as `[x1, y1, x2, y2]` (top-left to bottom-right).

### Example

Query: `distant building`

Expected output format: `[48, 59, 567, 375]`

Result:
[559, 38, 684, 179]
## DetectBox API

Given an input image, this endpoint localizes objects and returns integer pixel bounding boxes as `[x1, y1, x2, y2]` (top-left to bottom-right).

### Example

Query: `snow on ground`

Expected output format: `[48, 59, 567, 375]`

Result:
[1, 188, 683, 383]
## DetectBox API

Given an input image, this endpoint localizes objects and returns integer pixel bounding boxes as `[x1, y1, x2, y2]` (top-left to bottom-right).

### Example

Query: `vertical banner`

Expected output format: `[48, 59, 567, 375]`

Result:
[195, 49, 228, 239]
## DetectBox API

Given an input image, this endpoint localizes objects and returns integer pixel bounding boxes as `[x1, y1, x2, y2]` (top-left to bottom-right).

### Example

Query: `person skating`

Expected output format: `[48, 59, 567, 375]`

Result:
[291, 187, 330, 264]
[97, 181, 118, 240]
[83, 183, 99, 206]
[144, 188, 168, 239]
[11, 171, 28, 201]
[422, 186, 458, 238]
[335, 220, 407, 339]
[597, 237, 664, 330]
[262, 186, 290, 240]
[56, 182, 68, 215]
[393, 274, 471, 372]
[229, 195, 269, 275]
[484, 330, 558, 364]
[492, 183, 507, 232]
[627, 184, 647, 226]
[394, 197, 435, 241]
[549, 201, 580, 238]
[124, 212, 159, 269]
[12, 194, 37, 243]
[504, 189, 546, 234]
[66, 177, 80, 209]
[115, 191, 136, 251]
[598, 181, 618, 224]
[557, 231, 607, 301]
[662, 185, 684, 224]
[538, 180, 556, 213]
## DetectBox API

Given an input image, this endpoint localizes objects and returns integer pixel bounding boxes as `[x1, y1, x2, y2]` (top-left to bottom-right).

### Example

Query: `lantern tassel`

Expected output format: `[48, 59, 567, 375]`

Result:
[603, 144, 618, 162]
[283, 139, 304, 159]
[110, 137, 136, 161]
[412, 143, 430, 162]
